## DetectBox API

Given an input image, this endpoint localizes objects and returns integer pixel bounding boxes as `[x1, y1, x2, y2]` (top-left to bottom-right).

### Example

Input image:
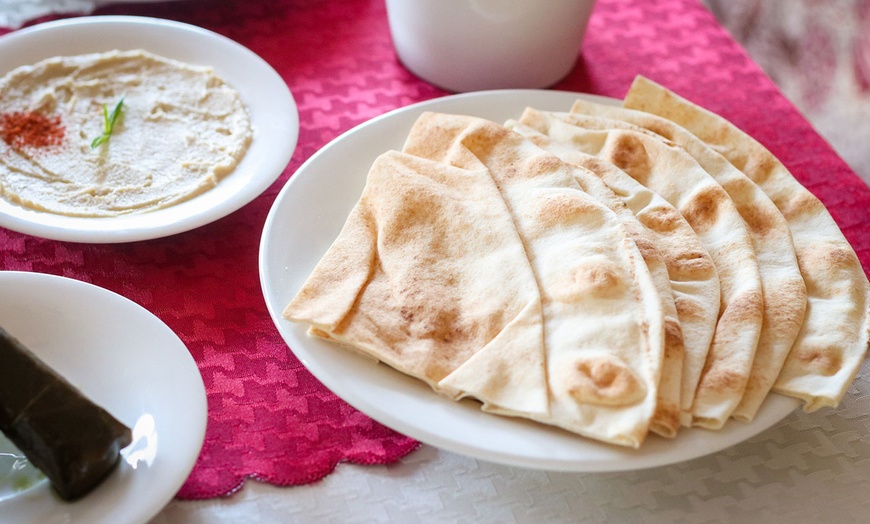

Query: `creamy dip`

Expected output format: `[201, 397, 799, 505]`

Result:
[0, 49, 252, 217]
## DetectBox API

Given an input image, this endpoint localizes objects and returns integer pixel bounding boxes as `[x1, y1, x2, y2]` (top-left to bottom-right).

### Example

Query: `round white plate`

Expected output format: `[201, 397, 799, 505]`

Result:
[0, 16, 298, 243]
[259, 90, 800, 472]
[0, 271, 207, 523]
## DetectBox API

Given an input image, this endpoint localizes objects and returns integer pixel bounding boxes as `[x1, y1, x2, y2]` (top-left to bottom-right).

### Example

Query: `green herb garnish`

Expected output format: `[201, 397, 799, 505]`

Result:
[90, 96, 125, 149]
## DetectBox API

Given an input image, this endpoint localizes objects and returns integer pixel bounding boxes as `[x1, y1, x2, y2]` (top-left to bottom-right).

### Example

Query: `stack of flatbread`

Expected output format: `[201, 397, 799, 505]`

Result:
[284, 76, 870, 448]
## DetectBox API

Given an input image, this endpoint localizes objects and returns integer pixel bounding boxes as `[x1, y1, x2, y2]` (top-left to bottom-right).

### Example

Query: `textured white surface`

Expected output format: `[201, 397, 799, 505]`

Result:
[0, 0, 99, 27]
[150, 360, 870, 523]
[0, 0, 172, 28]
[702, 0, 870, 187]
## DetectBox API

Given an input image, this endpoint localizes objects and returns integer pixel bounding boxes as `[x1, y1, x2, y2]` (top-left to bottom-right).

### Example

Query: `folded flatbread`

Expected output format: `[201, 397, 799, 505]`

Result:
[624, 76, 870, 411]
[498, 122, 684, 437]
[508, 115, 720, 428]
[516, 110, 765, 429]
[285, 150, 550, 417]
[403, 112, 665, 447]
[564, 100, 808, 422]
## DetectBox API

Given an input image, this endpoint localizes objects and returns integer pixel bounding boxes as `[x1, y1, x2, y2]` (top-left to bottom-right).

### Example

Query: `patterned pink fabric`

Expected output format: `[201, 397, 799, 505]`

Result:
[1, 0, 868, 500]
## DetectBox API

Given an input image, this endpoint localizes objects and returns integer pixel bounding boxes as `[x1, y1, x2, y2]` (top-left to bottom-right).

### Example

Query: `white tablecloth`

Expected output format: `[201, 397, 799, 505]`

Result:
[152, 362, 870, 523]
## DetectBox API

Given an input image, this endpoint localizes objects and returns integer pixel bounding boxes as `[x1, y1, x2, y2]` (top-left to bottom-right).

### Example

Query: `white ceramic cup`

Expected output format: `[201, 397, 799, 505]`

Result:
[385, 0, 596, 92]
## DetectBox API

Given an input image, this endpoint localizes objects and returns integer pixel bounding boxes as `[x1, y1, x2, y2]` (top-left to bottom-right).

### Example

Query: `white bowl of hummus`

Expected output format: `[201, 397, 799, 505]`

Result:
[0, 16, 298, 242]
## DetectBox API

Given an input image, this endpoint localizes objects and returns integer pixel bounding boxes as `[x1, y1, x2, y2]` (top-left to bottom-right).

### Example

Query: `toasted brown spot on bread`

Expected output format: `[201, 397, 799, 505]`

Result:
[723, 289, 764, 327]
[607, 134, 653, 186]
[639, 207, 683, 232]
[515, 152, 578, 184]
[826, 246, 858, 269]
[674, 295, 705, 322]
[571, 263, 625, 297]
[743, 148, 780, 185]
[664, 319, 685, 359]
[790, 346, 842, 377]
[777, 189, 826, 220]
[392, 302, 478, 378]
[537, 192, 602, 229]
[739, 203, 778, 236]
[651, 403, 680, 438]
[798, 243, 862, 291]
[548, 258, 627, 303]
[665, 249, 717, 280]
[522, 153, 566, 177]
[462, 122, 509, 148]
[681, 185, 728, 230]
[632, 235, 659, 261]
[725, 177, 779, 236]
[380, 186, 446, 243]
[693, 289, 764, 397]
[566, 355, 648, 406]
[762, 276, 807, 329]
[698, 366, 744, 396]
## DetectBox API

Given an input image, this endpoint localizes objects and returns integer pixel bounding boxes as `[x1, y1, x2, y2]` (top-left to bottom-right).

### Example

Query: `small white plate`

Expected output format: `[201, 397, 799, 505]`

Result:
[259, 90, 800, 472]
[0, 271, 207, 523]
[0, 16, 298, 243]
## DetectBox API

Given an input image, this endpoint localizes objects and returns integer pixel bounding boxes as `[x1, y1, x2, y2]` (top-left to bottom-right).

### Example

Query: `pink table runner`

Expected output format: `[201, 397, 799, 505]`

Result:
[1, 0, 868, 500]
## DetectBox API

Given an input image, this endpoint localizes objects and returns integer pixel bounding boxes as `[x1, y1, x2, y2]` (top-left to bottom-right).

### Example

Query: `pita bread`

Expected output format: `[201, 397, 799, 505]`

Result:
[564, 100, 808, 422]
[284, 150, 551, 417]
[624, 75, 870, 411]
[507, 117, 719, 430]
[493, 122, 683, 437]
[515, 110, 765, 429]
[403, 112, 665, 447]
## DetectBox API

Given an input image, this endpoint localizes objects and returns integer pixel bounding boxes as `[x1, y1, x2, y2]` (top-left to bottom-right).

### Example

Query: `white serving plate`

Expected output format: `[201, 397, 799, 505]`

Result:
[259, 90, 799, 472]
[0, 271, 207, 523]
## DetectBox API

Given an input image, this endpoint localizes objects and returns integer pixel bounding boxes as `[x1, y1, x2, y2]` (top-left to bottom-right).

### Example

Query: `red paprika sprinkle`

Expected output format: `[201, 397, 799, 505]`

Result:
[0, 111, 65, 149]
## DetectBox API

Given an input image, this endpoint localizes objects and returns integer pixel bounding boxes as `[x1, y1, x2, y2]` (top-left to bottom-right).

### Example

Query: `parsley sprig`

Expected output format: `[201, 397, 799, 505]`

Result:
[90, 96, 125, 149]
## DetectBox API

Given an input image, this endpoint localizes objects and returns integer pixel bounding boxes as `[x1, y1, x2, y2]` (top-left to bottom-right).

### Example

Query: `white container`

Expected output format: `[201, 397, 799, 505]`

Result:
[385, 0, 596, 92]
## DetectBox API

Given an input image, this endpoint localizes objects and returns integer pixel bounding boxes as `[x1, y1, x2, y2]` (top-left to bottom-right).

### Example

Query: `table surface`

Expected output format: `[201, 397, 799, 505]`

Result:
[1, 1, 869, 523]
